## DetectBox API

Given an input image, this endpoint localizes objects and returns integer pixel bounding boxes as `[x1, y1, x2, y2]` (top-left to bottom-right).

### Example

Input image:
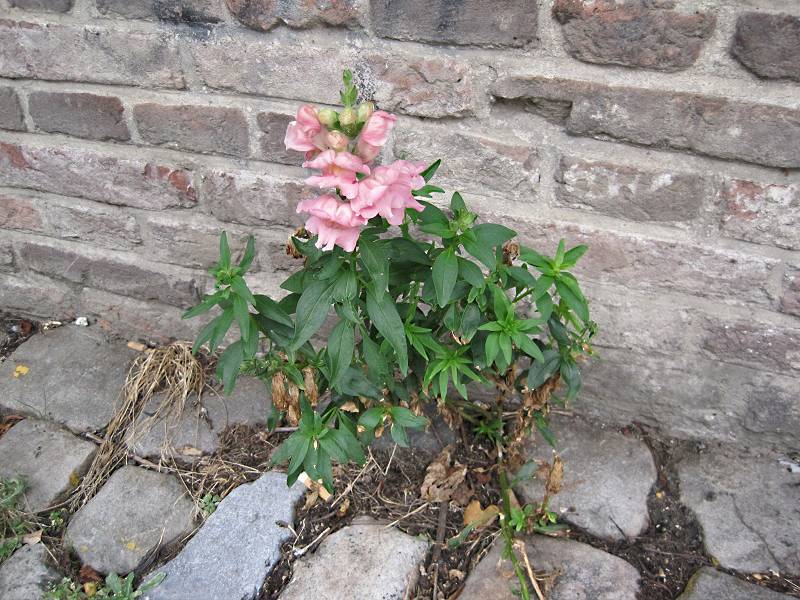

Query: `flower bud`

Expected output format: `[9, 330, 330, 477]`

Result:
[326, 130, 349, 152]
[339, 107, 358, 128]
[317, 107, 338, 128]
[357, 101, 375, 123]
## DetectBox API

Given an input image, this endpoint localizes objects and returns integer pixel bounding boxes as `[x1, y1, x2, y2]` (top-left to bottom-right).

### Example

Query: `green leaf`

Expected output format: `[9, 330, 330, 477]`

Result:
[556, 279, 589, 323]
[359, 238, 389, 297]
[491, 285, 511, 321]
[450, 191, 466, 213]
[183, 291, 222, 319]
[520, 246, 552, 271]
[462, 236, 495, 269]
[460, 303, 481, 341]
[563, 244, 588, 267]
[139, 572, 166, 593]
[412, 184, 445, 198]
[418, 201, 449, 225]
[554, 239, 566, 267]
[359, 406, 385, 430]
[281, 270, 305, 294]
[391, 423, 410, 447]
[420, 159, 441, 183]
[253, 295, 293, 328]
[512, 332, 544, 362]
[432, 249, 458, 308]
[507, 266, 537, 289]
[209, 308, 234, 354]
[333, 269, 358, 302]
[217, 341, 243, 394]
[458, 258, 485, 289]
[366, 288, 408, 376]
[238, 235, 256, 272]
[391, 407, 428, 429]
[290, 280, 335, 351]
[533, 275, 555, 299]
[535, 413, 557, 448]
[219, 231, 231, 269]
[233, 294, 250, 344]
[560, 359, 582, 402]
[339, 367, 382, 398]
[473, 223, 516, 247]
[388, 238, 431, 265]
[485, 332, 500, 366]
[192, 311, 222, 354]
[527, 348, 560, 390]
[230, 276, 255, 305]
[326, 320, 355, 387]
[288, 436, 311, 476]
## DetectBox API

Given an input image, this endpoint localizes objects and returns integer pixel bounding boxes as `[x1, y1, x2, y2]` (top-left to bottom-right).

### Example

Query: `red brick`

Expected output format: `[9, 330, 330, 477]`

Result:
[732, 12, 800, 82]
[0, 193, 44, 232]
[552, 0, 715, 71]
[256, 111, 301, 166]
[225, 0, 359, 31]
[0, 87, 25, 131]
[0, 141, 197, 210]
[199, 168, 308, 228]
[371, 0, 536, 47]
[8, 0, 72, 12]
[133, 103, 250, 157]
[492, 76, 800, 169]
[555, 156, 707, 222]
[720, 179, 800, 251]
[29, 91, 130, 142]
[18, 239, 203, 307]
[0, 20, 184, 89]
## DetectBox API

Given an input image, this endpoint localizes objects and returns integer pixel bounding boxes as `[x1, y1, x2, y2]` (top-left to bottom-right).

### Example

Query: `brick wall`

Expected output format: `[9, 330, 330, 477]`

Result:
[1, 0, 798, 447]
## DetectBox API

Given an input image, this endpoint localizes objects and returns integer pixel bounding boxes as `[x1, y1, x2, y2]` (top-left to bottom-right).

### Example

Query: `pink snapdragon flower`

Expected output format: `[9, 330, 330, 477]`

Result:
[296, 194, 367, 252]
[356, 110, 397, 162]
[350, 160, 426, 225]
[284, 105, 327, 153]
[303, 150, 371, 200]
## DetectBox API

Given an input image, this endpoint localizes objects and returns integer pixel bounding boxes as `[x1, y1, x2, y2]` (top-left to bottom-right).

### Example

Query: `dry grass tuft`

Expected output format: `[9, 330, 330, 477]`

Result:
[70, 343, 209, 511]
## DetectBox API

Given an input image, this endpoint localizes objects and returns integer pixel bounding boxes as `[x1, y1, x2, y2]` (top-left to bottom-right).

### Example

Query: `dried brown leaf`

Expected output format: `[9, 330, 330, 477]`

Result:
[420, 446, 467, 503]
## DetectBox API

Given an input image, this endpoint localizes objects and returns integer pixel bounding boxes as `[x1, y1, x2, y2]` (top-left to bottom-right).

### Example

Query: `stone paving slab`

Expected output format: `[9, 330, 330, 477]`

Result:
[0, 543, 60, 600]
[127, 377, 270, 462]
[65, 465, 195, 574]
[279, 516, 429, 600]
[0, 418, 97, 513]
[0, 326, 137, 433]
[678, 567, 794, 600]
[677, 446, 800, 573]
[459, 535, 640, 600]
[517, 414, 656, 541]
[143, 471, 303, 600]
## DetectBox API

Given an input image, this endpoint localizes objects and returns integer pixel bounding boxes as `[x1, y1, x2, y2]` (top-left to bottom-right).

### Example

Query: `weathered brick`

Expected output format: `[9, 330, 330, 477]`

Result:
[720, 179, 800, 251]
[225, 0, 359, 31]
[96, 0, 225, 23]
[552, 0, 715, 71]
[371, 0, 536, 47]
[731, 12, 800, 82]
[28, 91, 130, 142]
[0, 241, 14, 271]
[8, 0, 72, 12]
[256, 110, 302, 166]
[781, 266, 800, 318]
[18, 240, 203, 307]
[491, 215, 779, 308]
[199, 169, 307, 228]
[700, 319, 800, 376]
[0, 87, 25, 131]
[80, 288, 199, 345]
[133, 103, 249, 157]
[554, 156, 706, 222]
[190, 31, 344, 104]
[363, 54, 478, 118]
[580, 347, 800, 447]
[392, 124, 539, 196]
[0, 192, 44, 232]
[492, 76, 800, 169]
[0, 272, 78, 319]
[0, 20, 184, 89]
[140, 212, 261, 270]
[0, 142, 197, 210]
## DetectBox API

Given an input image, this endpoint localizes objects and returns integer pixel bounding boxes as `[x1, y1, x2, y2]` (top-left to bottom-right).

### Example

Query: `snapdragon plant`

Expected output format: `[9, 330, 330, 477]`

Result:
[185, 70, 595, 599]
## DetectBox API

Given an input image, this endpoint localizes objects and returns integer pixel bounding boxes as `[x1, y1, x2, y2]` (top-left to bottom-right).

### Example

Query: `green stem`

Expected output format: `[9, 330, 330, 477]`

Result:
[499, 466, 531, 600]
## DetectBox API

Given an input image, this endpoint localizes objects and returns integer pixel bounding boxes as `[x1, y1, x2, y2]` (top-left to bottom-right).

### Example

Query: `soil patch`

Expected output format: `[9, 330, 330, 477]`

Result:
[0, 312, 37, 359]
